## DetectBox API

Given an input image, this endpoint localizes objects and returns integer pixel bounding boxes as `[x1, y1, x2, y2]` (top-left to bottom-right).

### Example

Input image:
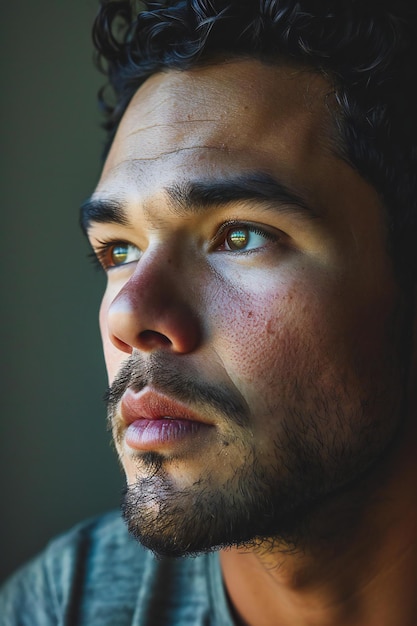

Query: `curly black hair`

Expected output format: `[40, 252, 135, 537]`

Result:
[92, 0, 417, 286]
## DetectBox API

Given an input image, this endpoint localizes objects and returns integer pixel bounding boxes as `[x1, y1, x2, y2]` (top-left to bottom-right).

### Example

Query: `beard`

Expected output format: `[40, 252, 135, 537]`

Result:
[107, 338, 409, 558]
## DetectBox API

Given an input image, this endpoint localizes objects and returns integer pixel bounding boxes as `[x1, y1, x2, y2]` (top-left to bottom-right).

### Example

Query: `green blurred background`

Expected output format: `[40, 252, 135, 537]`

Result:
[0, 1, 123, 583]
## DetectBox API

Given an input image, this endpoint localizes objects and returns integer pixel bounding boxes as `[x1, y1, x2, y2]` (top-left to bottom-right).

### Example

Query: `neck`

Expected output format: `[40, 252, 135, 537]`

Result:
[220, 417, 417, 626]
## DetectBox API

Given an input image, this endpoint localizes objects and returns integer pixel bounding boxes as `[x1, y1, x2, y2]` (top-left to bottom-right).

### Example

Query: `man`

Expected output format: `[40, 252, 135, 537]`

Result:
[2, 0, 417, 624]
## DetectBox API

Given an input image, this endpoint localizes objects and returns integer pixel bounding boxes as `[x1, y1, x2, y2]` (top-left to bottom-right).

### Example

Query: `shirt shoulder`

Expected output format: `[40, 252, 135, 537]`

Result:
[0, 511, 147, 625]
[0, 511, 234, 626]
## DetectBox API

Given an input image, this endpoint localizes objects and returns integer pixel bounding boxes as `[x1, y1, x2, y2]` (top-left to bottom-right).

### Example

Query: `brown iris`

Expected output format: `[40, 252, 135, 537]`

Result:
[226, 227, 249, 250]
[110, 244, 129, 265]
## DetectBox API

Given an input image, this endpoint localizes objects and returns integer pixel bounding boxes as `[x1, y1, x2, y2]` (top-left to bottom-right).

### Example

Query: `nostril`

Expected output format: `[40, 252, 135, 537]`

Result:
[139, 330, 173, 350]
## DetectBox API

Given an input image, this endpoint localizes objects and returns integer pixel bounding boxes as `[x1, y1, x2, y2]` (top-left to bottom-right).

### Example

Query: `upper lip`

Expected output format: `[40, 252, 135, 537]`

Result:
[120, 387, 209, 425]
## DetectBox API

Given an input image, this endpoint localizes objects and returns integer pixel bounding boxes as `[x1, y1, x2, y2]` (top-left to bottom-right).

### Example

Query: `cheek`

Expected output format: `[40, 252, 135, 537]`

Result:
[210, 263, 402, 416]
[209, 265, 369, 409]
[212, 279, 317, 383]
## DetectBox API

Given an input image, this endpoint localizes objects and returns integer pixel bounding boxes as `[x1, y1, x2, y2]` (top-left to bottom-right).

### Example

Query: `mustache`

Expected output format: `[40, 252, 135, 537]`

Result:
[105, 353, 250, 427]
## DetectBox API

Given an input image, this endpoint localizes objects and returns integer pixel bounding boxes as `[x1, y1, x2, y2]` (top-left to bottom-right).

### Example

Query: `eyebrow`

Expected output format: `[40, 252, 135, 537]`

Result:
[80, 171, 318, 235]
[80, 197, 129, 235]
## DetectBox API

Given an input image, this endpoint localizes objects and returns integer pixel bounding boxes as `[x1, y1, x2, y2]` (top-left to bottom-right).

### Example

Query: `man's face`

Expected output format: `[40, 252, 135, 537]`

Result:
[87, 60, 409, 555]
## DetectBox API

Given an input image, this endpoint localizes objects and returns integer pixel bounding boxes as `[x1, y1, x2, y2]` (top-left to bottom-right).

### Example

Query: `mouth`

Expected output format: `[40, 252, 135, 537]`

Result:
[119, 386, 214, 452]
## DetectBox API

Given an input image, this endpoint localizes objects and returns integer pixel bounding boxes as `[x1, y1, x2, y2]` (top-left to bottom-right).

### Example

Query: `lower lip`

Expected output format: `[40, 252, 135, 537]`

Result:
[125, 418, 210, 451]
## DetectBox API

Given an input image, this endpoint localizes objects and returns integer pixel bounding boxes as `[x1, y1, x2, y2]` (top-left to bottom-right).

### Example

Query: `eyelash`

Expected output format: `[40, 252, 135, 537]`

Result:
[87, 250, 102, 271]
[88, 240, 121, 271]
[89, 222, 280, 271]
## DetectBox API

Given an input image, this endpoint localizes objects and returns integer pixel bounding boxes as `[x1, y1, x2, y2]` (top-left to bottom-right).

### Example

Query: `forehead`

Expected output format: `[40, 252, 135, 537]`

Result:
[98, 59, 336, 198]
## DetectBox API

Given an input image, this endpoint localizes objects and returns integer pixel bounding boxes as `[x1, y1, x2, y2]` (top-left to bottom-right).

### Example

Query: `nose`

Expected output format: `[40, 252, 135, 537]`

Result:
[105, 253, 202, 355]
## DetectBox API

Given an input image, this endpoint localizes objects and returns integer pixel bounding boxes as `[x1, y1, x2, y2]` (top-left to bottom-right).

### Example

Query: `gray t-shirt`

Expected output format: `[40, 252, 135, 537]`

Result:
[0, 511, 235, 625]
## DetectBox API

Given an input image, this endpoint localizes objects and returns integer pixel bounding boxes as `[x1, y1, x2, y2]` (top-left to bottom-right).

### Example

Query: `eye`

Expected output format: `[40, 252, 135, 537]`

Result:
[217, 224, 277, 252]
[92, 241, 141, 270]
[110, 243, 140, 266]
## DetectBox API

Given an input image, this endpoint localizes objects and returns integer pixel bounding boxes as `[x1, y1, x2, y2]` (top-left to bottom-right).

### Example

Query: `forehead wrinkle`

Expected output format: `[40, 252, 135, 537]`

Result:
[124, 119, 221, 140]
[120, 146, 229, 164]
[101, 147, 224, 184]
